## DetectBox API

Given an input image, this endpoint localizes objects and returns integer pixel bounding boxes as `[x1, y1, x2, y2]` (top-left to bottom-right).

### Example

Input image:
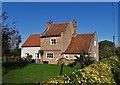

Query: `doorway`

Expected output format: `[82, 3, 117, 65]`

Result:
[35, 53, 40, 63]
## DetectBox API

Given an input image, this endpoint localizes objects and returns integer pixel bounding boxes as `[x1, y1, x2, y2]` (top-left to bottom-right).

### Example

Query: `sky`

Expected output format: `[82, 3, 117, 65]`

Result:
[2, 2, 118, 47]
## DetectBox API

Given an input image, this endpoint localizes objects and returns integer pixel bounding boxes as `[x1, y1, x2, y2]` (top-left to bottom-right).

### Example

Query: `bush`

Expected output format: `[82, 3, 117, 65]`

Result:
[44, 56, 120, 84]
[26, 55, 32, 62]
[67, 62, 76, 67]
[2, 61, 30, 75]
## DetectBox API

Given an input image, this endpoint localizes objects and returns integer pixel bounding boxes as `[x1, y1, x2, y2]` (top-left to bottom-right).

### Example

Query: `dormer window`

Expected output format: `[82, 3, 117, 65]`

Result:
[50, 38, 57, 45]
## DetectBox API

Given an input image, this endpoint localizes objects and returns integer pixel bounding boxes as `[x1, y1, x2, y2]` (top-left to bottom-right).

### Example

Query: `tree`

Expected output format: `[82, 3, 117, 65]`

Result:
[99, 40, 114, 49]
[115, 47, 120, 56]
[99, 47, 114, 59]
[75, 50, 92, 69]
[2, 12, 22, 60]
[99, 40, 114, 60]
[26, 55, 32, 62]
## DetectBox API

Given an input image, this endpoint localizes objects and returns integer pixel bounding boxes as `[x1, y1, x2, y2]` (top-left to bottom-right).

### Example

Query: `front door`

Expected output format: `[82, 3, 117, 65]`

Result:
[35, 53, 40, 63]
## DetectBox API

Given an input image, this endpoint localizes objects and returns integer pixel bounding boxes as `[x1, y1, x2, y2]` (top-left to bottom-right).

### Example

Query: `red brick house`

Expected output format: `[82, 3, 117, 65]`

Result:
[21, 20, 99, 64]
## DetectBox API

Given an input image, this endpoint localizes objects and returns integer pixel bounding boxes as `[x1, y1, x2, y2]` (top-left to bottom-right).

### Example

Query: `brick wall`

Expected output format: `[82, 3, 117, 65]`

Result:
[41, 36, 63, 64]
[89, 33, 99, 61]
[41, 36, 62, 51]
[62, 22, 76, 52]
[41, 21, 77, 64]
[42, 50, 62, 64]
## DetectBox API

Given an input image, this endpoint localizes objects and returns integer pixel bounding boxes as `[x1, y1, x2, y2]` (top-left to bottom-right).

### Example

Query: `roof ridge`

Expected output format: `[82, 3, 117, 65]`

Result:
[41, 22, 69, 37]
[52, 22, 69, 25]
[77, 32, 95, 35]
[30, 34, 41, 35]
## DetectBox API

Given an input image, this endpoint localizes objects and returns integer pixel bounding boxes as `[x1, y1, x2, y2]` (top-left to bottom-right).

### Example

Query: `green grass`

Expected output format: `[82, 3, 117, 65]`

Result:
[2, 64, 75, 83]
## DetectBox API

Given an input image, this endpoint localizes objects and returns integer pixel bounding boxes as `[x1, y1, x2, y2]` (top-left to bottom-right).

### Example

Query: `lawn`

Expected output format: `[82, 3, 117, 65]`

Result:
[2, 63, 76, 83]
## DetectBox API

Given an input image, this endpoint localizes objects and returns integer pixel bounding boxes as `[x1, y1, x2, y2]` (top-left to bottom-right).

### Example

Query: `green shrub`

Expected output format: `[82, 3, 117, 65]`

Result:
[67, 62, 76, 68]
[2, 61, 30, 75]
[44, 56, 120, 84]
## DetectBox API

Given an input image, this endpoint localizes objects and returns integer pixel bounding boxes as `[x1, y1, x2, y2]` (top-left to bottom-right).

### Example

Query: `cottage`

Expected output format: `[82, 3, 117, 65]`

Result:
[21, 34, 41, 63]
[21, 20, 99, 64]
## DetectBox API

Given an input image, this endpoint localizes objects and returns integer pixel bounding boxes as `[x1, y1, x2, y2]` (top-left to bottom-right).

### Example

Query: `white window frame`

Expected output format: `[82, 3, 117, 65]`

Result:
[76, 54, 80, 58]
[64, 54, 69, 58]
[25, 53, 29, 56]
[35, 53, 39, 59]
[50, 38, 57, 45]
[94, 41, 96, 46]
[46, 52, 54, 59]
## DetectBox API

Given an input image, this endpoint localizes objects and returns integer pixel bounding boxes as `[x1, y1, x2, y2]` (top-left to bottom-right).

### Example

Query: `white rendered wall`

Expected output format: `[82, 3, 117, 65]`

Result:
[21, 47, 41, 59]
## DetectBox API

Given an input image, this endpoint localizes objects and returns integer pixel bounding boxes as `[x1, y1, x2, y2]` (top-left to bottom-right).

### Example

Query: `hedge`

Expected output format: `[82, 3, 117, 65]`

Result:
[44, 56, 120, 84]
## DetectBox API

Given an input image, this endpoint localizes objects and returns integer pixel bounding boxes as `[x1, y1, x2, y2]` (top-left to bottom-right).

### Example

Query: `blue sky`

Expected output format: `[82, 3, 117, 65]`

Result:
[2, 2, 118, 47]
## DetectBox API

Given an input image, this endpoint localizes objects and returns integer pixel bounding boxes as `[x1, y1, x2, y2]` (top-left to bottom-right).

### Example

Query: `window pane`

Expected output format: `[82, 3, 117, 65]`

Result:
[50, 38, 56, 45]
[94, 41, 96, 46]
[47, 53, 53, 58]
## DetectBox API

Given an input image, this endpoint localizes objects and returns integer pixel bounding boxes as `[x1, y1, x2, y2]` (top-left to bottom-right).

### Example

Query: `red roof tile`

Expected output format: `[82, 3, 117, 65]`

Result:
[64, 33, 95, 54]
[22, 34, 40, 47]
[41, 22, 69, 37]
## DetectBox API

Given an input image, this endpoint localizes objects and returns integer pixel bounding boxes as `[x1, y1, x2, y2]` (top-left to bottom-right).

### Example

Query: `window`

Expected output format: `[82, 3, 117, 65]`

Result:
[76, 55, 80, 57]
[64, 54, 69, 58]
[94, 53, 96, 58]
[94, 41, 96, 46]
[25, 53, 29, 56]
[50, 38, 57, 45]
[35, 53, 39, 58]
[46, 53, 54, 58]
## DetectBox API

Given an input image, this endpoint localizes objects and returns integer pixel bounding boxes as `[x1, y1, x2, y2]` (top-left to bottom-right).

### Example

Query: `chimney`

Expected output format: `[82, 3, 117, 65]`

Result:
[46, 20, 53, 29]
[72, 20, 76, 35]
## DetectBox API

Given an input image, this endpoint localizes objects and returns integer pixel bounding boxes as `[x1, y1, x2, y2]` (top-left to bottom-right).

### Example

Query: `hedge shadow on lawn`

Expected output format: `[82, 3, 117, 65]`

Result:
[2, 61, 30, 75]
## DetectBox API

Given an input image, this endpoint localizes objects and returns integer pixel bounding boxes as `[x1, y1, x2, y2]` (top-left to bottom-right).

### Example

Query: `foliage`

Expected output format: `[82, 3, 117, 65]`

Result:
[115, 47, 120, 56]
[26, 55, 32, 62]
[99, 40, 114, 49]
[2, 64, 75, 83]
[45, 56, 120, 84]
[38, 49, 44, 57]
[2, 12, 22, 58]
[10, 48, 21, 57]
[67, 62, 77, 68]
[99, 47, 114, 59]
[2, 61, 30, 75]
[99, 40, 114, 59]
[75, 50, 94, 69]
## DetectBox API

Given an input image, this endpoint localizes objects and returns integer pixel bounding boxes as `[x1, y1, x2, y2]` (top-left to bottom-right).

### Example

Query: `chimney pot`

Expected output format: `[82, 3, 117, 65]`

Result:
[46, 20, 53, 29]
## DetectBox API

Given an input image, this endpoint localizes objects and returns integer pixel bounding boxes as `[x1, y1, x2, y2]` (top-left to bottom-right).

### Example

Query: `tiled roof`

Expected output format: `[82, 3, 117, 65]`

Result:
[22, 34, 40, 47]
[64, 33, 95, 54]
[41, 22, 69, 37]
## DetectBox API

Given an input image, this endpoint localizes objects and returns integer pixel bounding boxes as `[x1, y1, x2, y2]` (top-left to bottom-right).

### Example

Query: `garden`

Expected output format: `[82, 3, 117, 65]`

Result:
[2, 56, 120, 84]
[2, 62, 76, 83]
[45, 56, 120, 84]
